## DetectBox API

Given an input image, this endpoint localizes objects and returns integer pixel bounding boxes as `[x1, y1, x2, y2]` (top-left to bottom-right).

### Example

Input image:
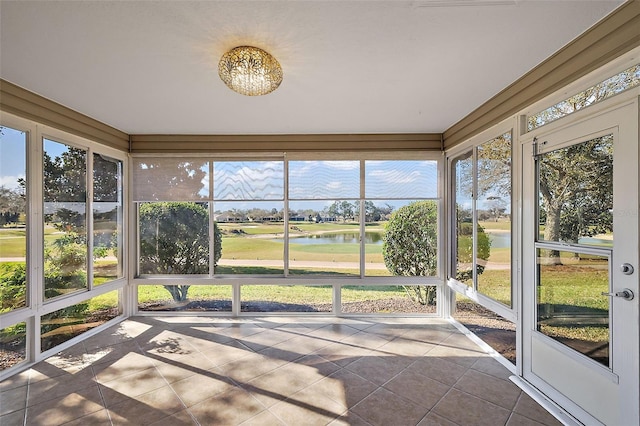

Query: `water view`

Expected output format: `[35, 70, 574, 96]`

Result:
[279, 232, 383, 245]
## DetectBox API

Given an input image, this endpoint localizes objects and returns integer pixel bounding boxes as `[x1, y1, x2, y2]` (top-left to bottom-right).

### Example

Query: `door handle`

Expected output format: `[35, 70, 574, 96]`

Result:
[601, 288, 635, 301]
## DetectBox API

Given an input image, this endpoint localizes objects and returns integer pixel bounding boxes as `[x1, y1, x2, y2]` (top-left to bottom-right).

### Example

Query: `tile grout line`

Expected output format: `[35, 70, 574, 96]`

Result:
[87, 337, 115, 426]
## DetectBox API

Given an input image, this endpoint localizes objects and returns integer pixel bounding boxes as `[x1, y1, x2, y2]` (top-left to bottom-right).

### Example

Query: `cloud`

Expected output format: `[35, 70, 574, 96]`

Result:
[0, 175, 25, 190]
[369, 169, 421, 184]
[321, 161, 359, 170]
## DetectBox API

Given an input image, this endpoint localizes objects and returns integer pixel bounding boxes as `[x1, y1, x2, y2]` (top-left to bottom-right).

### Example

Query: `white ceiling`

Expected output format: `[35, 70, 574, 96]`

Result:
[0, 0, 624, 135]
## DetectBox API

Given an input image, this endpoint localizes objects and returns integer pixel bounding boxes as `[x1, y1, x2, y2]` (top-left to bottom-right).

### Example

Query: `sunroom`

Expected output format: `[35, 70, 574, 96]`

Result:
[1, 1, 639, 425]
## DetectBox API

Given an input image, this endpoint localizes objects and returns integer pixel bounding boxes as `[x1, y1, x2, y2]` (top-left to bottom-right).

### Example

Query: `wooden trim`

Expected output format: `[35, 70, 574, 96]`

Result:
[0, 79, 129, 151]
[129, 133, 443, 153]
[443, 0, 640, 149]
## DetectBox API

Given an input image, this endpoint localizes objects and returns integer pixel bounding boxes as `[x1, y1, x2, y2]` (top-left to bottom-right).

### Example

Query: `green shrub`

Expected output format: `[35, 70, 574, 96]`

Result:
[0, 263, 27, 313]
[382, 201, 438, 305]
[455, 222, 491, 281]
[139, 202, 222, 302]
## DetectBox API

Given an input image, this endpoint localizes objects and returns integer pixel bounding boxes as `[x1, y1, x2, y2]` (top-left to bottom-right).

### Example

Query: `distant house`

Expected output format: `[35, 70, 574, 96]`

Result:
[214, 213, 247, 222]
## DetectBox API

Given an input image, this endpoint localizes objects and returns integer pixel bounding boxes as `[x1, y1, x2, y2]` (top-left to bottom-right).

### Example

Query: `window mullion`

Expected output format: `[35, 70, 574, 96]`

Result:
[472, 148, 479, 292]
[284, 158, 289, 277]
[87, 149, 94, 290]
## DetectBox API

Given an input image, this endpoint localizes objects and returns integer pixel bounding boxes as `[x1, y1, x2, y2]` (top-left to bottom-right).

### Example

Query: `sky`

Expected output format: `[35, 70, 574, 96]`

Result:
[0, 128, 74, 191]
[133, 159, 439, 207]
[4, 132, 440, 209]
[0, 126, 26, 190]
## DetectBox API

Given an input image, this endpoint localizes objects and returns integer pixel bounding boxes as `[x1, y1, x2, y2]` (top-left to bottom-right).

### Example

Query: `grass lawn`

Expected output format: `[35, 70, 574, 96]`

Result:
[479, 220, 511, 231]
[476, 269, 511, 306]
[136, 283, 408, 306]
[0, 226, 81, 257]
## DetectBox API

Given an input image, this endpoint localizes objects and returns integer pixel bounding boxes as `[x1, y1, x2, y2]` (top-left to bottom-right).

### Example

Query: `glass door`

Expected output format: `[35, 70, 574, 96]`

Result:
[522, 100, 639, 425]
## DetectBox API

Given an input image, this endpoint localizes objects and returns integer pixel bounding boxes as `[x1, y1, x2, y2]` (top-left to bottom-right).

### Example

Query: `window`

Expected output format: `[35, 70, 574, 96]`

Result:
[133, 155, 442, 314]
[527, 64, 640, 131]
[364, 160, 438, 277]
[452, 132, 512, 309]
[1, 118, 126, 374]
[93, 153, 123, 285]
[44, 139, 88, 299]
[0, 126, 28, 314]
[41, 290, 120, 352]
[44, 140, 124, 298]
[289, 161, 360, 276]
[215, 161, 284, 275]
[535, 134, 613, 367]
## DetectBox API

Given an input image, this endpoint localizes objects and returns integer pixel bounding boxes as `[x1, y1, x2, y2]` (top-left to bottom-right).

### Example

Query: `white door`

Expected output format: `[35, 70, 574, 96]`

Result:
[522, 99, 639, 426]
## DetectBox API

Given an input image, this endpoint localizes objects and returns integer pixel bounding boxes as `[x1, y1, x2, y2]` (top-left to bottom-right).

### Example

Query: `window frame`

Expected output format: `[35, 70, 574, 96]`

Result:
[0, 112, 128, 378]
[447, 122, 517, 323]
[131, 151, 445, 316]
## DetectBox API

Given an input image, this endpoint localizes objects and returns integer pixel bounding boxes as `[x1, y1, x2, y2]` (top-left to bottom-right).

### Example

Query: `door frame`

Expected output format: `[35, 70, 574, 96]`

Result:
[520, 95, 639, 425]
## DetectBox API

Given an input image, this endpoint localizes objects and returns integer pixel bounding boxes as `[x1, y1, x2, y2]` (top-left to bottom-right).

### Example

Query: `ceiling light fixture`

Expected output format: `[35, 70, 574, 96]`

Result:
[218, 46, 283, 96]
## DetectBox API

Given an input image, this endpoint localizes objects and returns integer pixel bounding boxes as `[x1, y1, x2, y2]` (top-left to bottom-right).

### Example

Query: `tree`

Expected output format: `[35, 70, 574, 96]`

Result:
[528, 66, 637, 263]
[528, 64, 640, 130]
[328, 200, 357, 222]
[538, 136, 613, 264]
[382, 201, 438, 305]
[485, 196, 507, 222]
[454, 135, 506, 282]
[43, 147, 87, 203]
[0, 186, 25, 226]
[138, 202, 222, 302]
[355, 201, 394, 222]
[93, 153, 121, 202]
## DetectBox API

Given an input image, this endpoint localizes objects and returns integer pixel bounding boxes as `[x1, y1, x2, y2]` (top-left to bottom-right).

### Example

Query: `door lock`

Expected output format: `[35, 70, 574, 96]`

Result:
[621, 263, 634, 275]
[601, 288, 635, 301]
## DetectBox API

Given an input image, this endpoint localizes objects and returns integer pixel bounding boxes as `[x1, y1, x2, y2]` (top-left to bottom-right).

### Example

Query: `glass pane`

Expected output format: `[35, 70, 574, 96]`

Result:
[0, 126, 27, 312]
[477, 133, 512, 307]
[453, 151, 473, 284]
[288, 201, 360, 276]
[41, 290, 120, 352]
[289, 161, 359, 199]
[538, 135, 613, 255]
[214, 161, 283, 200]
[241, 285, 332, 313]
[132, 158, 209, 201]
[138, 285, 232, 312]
[536, 249, 609, 367]
[1, 321, 27, 371]
[378, 201, 438, 278]
[528, 64, 640, 131]
[138, 202, 210, 275]
[44, 139, 87, 299]
[215, 201, 284, 275]
[454, 297, 515, 364]
[363, 200, 395, 277]
[93, 153, 123, 284]
[341, 285, 437, 314]
[365, 160, 438, 199]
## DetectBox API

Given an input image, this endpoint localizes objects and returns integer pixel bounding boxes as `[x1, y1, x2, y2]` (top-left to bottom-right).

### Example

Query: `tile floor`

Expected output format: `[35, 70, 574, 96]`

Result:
[1, 316, 562, 426]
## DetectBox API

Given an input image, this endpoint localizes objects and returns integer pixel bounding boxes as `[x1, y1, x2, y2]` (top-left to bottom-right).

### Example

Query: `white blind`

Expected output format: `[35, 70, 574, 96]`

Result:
[132, 158, 209, 201]
[214, 161, 283, 200]
[365, 160, 438, 199]
[289, 161, 359, 200]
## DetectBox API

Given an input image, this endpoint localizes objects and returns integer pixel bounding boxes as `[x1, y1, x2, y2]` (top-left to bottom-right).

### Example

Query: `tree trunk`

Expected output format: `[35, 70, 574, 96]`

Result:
[164, 285, 190, 302]
[543, 203, 562, 265]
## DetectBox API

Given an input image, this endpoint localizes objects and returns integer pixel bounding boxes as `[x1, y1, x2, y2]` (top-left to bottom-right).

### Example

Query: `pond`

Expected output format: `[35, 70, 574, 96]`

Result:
[275, 232, 384, 245]
[487, 232, 612, 249]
